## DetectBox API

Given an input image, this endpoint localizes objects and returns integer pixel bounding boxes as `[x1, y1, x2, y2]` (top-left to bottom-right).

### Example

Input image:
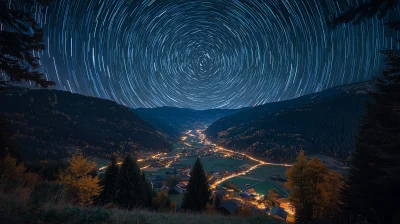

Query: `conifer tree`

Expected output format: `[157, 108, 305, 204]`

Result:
[98, 156, 118, 205]
[115, 153, 153, 209]
[341, 49, 400, 223]
[115, 154, 142, 209]
[214, 194, 222, 209]
[331, 2, 400, 223]
[0, 0, 54, 88]
[181, 157, 211, 212]
[139, 172, 154, 208]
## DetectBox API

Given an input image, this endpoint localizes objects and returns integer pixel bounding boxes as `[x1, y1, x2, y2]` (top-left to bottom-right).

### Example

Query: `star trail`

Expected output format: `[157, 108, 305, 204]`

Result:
[25, 0, 400, 109]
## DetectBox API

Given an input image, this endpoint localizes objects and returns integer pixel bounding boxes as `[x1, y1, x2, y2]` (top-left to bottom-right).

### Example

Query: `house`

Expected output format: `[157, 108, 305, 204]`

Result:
[174, 181, 188, 194]
[226, 189, 235, 197]
[270, 207, 288, 221]
[175, 185, 185, 194]
[276, 198, 295, 213]
[240, 192, 251, 199]
[149, 174, 169, 189]
[179, 174, 190, 181]
[217, 200, 242, 215]
[264, 207, 271, 214]
[246, 188, 255, 194]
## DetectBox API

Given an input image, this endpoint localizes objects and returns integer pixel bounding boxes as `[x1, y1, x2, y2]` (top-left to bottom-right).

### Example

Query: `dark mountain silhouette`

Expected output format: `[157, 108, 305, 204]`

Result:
[204, 81, 374, 163]
[134, 106, 244, 138]
[0, 87, 172, 162]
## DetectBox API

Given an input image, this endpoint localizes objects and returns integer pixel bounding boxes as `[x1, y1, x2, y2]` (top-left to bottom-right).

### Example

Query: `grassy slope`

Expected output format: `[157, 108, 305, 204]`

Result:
[0, 180, 283, 224]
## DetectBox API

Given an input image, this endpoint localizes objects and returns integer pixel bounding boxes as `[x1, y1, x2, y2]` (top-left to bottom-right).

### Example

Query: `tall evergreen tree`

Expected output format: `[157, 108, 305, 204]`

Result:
[115, 154, 142, 209]
[0, 0, 54, 162]
[98, 156, 118, 205]
[115, 153, 152, 209]
[329, 0, 399, 28]
[0, 0, 54, 88]
[331, 1, 400, 223]
[214, 194, 222, 209]
[181, 157, 211, 212]
[139, 172, 154, 208]
[341, 49, 400, 224]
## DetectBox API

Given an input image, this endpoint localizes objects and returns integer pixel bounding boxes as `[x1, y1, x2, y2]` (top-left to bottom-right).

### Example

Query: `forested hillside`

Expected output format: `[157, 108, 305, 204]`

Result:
[205, 82, 373, 162]
[0, 87, 171, 161]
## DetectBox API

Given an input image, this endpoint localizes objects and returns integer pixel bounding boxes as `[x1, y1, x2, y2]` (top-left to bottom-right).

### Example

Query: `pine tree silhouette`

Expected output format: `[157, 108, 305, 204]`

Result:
[331, 2, 400, 222]
[0, 0, 55, 88]
[181, 157, 211, 212]
[98, 156, 119, 205]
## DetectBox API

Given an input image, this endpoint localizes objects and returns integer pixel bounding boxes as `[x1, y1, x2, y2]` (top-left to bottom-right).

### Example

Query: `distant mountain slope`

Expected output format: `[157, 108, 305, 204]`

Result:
[205, 81, 374, 162]
[134, 107, 245, 138]
[0, 88, 171, 161]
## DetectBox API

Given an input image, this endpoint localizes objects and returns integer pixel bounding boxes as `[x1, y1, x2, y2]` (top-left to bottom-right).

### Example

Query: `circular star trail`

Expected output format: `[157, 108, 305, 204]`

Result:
[29, 0, 399, 109]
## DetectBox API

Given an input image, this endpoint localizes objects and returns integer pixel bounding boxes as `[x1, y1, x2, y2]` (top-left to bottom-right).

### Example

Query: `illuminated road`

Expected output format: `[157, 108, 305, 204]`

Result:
[209, 148, 291, 188]
[99, 162, 150, 171]
[215, 146, 292, 167]
[196, 129, 292, 189]
[98, 153, 161, 171]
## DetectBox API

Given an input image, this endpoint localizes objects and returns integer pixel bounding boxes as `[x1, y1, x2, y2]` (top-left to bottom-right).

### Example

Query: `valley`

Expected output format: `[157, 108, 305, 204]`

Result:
[98, 128, 292, 204]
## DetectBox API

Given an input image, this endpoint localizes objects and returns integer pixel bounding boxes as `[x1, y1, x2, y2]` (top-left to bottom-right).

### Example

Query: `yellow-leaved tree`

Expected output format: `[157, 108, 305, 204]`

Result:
[153, 190, 169, 211]
[58, 151, 102, 206]
[0, 154, 26, 179]
[285, 151, 343, 223]
[0, 154, 40, 186]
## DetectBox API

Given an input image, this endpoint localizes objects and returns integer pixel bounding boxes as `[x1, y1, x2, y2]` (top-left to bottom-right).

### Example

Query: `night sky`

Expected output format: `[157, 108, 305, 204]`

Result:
[29, 0, 399, 109]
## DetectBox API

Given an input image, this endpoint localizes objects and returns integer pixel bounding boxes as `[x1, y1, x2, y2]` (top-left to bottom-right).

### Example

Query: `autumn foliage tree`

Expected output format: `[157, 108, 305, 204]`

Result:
[0, 154, 40, 187]
[57, 151, 102, 206]
[266, 188, 279, 207]
[153, 190, 169, 211]
[0, 154, 25, 180]
[285, 151, 343, 223]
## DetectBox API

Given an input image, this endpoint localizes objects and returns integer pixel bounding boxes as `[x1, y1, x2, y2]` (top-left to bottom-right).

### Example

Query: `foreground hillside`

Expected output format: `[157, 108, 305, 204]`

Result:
[205, 81, 373, 162]
[0, 88, 171, 161]
[135, 107, 244, 138]
[0, 181, 282, 224]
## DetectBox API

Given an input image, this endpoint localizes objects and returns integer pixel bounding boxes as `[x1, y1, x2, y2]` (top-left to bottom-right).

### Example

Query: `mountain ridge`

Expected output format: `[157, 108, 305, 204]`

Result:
[0, 87, 172, 161]
[204, 81, 374, 162]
